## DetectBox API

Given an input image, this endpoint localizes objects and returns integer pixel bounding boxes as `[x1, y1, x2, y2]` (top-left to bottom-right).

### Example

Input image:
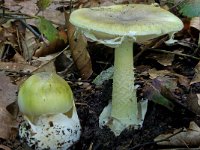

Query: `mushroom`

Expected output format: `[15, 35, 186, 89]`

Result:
[69, 4, 183, 136]
[18, 72, 81, 150]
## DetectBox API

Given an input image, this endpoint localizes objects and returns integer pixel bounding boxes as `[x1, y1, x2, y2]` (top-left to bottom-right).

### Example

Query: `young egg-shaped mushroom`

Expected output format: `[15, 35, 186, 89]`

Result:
[18, 72, 81, 150]
[70, 4, 183, 136]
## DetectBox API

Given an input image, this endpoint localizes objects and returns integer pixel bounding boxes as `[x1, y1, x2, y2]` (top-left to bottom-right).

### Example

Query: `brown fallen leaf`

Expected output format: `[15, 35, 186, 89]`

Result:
[0, 62, 36, 73]
[4, 0, 66, 26]
[148, 68, 190, 89]
[0, 145, 11, 150]
[186, 93, 200, 115]
[155, 121, 200, 147]
[11, 52, 26, 63]
[0, 72, 18, 139]
[143, 78, 175, 111]
[34, 39, 65, 57]
[21, 28, 39, 61]
[190, 61, 200, 85]
[148, 68, 171, 79]
[146, 52, 175, 66]
[190, 17, 200, 31]
[190, 17, 200, 42]
[66, 13, 93, 79]
[33, 54, 57, 73]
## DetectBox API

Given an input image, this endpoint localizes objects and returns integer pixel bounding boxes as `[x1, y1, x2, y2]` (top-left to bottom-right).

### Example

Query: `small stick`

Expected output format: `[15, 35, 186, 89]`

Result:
[148, 48, 200, 60]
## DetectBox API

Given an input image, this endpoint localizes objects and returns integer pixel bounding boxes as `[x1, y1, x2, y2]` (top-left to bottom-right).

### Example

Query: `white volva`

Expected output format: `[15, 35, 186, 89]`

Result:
[19, 104, 81, 150]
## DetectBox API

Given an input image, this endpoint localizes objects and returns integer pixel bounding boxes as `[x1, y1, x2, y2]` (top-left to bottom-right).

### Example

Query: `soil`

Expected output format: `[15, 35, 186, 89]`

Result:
[1, 37, 200, 150]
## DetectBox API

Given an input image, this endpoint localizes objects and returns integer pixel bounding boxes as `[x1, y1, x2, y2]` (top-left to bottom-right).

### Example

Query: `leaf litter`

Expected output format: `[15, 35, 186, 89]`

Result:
[0, 72, 18, 140]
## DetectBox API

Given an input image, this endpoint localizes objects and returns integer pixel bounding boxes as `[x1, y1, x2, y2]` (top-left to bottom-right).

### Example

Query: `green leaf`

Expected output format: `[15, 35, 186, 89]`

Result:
[179, 0, 200, 17]
[37, 17, 59, 42]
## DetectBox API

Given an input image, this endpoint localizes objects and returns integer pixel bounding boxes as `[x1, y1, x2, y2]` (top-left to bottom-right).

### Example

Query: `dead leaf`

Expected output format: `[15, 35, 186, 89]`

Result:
[34, 39, 65, 57]
[146, 52, 175, 66]
[4, 0, 65, 26]
[197, 94, 200, 106]
[153, 76, 178, 91]
[66, 13, 93, 79]
[13, 50, 65, 85]
[155, 53, 174, 66]
[190, 61, 200, 85]
[37, 9, 65, 26]
[0, 145, 11, 150]
[21, 28, 39, 61]
[1, 21, 18, 50]
[143, 79, 175, 111]
[186, 93, 200, 115]
[190, 17, 200, 31]
[177, 74, 190, 89]
[148, 68, 171, 79]
[33, 55, 56, 73]
[0, 72, 18, 139]
[11, 52, 25, 63]
[0, 62, 36, 73]
[148, 68, 190, 89]
[155, 121, 200, 146]
[32, 50, 67, 73]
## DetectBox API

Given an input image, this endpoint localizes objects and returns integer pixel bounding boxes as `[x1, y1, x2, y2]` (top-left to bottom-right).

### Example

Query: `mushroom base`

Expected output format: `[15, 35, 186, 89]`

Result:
[99, 99, 148, 136]
[19, 105, 81, 150]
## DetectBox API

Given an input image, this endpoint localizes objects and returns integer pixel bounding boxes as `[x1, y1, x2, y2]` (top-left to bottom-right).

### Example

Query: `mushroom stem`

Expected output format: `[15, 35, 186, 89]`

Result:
[111, 39, 138, 126]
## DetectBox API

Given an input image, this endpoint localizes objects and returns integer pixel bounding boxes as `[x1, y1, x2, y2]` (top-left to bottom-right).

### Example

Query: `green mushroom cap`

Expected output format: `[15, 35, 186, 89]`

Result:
[18, 72, 73, 118]
[70, 4, 183, 46]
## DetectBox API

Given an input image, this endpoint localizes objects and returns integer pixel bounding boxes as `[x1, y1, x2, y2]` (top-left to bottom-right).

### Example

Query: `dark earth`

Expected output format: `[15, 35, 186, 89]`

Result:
[1, 30, 200, 150]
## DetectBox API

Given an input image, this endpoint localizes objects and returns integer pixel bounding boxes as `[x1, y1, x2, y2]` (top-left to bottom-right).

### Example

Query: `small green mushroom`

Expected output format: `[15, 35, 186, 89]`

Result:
[69, 4, 183, 136]
[18, 72, 81, 150]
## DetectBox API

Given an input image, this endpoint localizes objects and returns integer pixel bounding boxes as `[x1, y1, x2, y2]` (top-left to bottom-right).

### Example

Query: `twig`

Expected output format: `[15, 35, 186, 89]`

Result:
[148, 48, 200, 60]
